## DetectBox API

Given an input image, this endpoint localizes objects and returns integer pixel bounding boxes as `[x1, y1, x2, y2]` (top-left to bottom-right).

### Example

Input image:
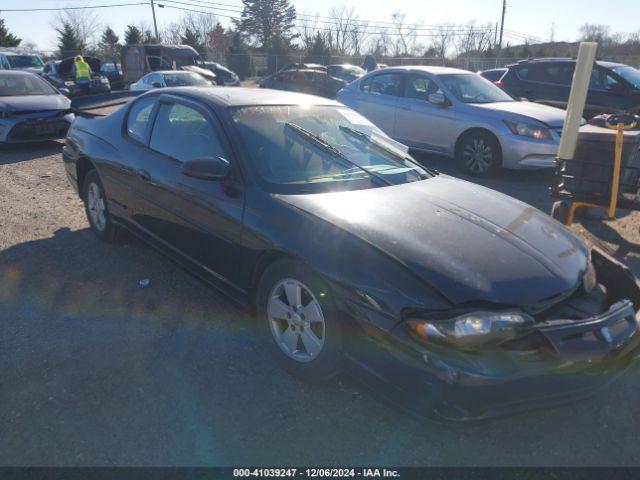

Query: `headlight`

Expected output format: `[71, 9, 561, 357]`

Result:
[100, 77, 109, 84]
[64, 80, 75, 86]
[407, 311, 534, 347]
[504, 120, 552, 140]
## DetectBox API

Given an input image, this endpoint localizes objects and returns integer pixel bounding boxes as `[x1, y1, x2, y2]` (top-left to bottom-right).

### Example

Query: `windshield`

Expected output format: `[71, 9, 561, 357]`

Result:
[439, 73, 514, 104]
[232, 105, 429, 193]
[612, 66, 640, 90]
[0, 73, 57, 96]
[163, 72, 209, 87]
[7, 55, 43, 68]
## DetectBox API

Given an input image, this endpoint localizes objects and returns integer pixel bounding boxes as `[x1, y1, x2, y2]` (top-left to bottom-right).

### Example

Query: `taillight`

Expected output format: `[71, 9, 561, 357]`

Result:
[494, 80, 505, 89]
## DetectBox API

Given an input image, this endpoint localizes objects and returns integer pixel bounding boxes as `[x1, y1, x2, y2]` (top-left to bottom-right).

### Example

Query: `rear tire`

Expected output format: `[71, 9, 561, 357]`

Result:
[256, 259, 344, 381]
[456, 130, 501, 177]
[82, 169, 120, 242]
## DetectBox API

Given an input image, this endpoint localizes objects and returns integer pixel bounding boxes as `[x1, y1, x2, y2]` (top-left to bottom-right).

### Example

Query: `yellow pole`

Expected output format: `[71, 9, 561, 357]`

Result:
[608, 123, 624, 218]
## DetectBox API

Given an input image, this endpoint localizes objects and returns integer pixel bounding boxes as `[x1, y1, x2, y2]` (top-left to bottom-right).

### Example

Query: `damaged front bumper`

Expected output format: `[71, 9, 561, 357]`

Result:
[390, 248, 640, 421]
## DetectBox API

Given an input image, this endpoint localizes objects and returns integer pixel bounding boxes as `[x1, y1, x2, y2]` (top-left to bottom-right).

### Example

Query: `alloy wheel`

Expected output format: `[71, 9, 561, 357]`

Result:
[267, 278, 326, 363]
[462, 138, 493, 175]
[86, 182, 107, 232]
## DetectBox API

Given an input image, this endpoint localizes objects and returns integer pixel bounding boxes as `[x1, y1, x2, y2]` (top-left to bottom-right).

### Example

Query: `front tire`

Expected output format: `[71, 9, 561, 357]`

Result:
[256, 259, 343, 381]
[456, 131, 501, 177]
[82, 169, 120, 242]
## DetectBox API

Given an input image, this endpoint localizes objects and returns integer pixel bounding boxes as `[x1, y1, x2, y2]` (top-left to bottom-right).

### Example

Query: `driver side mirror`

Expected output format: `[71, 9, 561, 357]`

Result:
[181, 157, 230, 181]
[152, 82, 163, 88]
[428, 92, 450, 107]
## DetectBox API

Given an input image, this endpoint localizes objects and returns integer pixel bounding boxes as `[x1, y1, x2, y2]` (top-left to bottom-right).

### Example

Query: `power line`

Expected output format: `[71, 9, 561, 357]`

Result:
[163, 0, 496, 32]
[157, 2, 497, 38]
[0, 2, 150, 12]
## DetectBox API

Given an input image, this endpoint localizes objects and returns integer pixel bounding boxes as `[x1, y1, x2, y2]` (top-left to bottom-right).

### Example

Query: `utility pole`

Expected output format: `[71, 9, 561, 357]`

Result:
[498, 0, 507, 51]
[150, 0, 159, 43]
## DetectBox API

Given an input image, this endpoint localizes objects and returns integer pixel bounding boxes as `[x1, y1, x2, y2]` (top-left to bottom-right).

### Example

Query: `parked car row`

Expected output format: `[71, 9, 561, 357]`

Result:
[481, 58, 640, 119]
[59, 86, 640, 421]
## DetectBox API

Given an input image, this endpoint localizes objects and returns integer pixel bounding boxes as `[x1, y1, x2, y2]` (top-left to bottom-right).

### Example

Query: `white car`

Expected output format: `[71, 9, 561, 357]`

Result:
[130, 70, 213, 91]
[337, 66, 570, 176]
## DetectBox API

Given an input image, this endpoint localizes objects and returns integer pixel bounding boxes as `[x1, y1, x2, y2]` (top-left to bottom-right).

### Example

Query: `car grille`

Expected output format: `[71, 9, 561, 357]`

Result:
[8, 119, 70, 141]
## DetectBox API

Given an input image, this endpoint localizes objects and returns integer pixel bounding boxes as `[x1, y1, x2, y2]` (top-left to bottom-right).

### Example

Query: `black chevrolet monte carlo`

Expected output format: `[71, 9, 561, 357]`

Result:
[62, 87, 640, 421]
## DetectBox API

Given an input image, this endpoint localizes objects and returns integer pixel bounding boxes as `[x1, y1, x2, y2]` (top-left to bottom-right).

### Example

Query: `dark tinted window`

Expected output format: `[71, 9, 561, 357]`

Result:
[150, 103, 225, 162]
[517, 63, 573, 85]
[369, 73, 403, 96]
[126, 96, 156, 142]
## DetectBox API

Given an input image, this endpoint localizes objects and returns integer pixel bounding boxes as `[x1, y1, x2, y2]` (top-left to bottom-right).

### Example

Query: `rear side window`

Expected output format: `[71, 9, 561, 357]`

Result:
[126, 96, 156, 142]
[517, 63, 573, 85]
[360, 77, 372, 92]
[369, 73, 403, 96]
[149, 103, 225, 162]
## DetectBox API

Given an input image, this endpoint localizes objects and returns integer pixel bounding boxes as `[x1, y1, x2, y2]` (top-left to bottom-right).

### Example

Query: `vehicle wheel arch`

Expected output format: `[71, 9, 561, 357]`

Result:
[76, 156, 97, 196]
[249, 251, 338, 313]
[454, 127, 503, 166]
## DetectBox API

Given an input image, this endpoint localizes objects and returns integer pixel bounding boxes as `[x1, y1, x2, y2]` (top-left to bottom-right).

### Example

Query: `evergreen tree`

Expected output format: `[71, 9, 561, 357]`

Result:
[56, 21, 85, 57]
[226, 29, 250, 78]
[308, 32, 330, 58]
[98, 26, 120, 57]
[181, 28, 205, 54]
[234, 0, 297, 51]
[0, 18, 21, 47]
[124, 25, 142, 44]
[142, 29, 156, 44]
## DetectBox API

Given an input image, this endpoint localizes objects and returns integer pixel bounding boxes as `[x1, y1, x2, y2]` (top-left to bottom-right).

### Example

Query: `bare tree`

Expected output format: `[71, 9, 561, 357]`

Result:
[368, 28, 391, 58]
[326, 6, 365, 56]
[298, 14, 322, 51]
[430, 24, 455, 64]
[579, 24, 611, 43]
[160, 22, 183, 45]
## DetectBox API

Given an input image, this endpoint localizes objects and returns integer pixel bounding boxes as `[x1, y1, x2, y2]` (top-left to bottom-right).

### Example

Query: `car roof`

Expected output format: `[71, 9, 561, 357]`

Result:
[368, 65, 471, 75]
[157, 86, 341, 107]
[507, 58, 630, 69]
[149, 70, 197, 75]
[0, 69, 41, 77]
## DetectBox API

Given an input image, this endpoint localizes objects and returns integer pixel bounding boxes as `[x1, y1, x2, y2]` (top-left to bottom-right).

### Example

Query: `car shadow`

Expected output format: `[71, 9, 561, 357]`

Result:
[3, 227, 640, 469]
[0, 141, 63, 165]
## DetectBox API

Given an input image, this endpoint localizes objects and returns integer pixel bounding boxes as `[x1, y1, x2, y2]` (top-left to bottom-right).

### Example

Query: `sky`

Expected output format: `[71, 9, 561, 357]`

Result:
[2, 0, 640, 53]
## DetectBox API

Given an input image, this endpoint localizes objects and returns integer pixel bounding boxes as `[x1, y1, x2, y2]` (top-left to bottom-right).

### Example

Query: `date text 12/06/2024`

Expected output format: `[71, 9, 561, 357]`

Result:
[233, 468, 401, 478]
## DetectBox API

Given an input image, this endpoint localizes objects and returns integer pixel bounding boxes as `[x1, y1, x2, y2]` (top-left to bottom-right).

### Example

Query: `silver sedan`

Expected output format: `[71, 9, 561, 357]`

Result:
[337, 66, 569, 176]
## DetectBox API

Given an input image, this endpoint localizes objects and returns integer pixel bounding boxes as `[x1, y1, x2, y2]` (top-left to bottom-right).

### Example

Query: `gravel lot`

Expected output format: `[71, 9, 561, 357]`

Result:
[2, 111, 640, 466]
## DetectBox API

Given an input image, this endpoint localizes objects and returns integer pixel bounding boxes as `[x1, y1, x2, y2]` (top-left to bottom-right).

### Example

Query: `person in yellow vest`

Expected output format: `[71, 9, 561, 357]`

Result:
[72, 55, 92, 95]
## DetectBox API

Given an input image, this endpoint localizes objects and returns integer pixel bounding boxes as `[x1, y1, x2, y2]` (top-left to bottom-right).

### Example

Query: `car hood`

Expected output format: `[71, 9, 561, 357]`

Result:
[14, 67, 44, 75]
[471, 101, 567, 128]
[0, 94, 70, 112]
[279, 175, 588, 308]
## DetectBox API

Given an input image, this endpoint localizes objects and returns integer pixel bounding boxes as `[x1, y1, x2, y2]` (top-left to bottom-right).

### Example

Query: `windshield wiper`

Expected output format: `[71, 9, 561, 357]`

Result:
[285, 123, 393, 186]
[338, 125, 432, 178]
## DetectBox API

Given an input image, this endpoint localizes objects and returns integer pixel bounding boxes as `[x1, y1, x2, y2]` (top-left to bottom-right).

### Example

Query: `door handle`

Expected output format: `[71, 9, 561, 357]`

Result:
[137, 169, 151, 182]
